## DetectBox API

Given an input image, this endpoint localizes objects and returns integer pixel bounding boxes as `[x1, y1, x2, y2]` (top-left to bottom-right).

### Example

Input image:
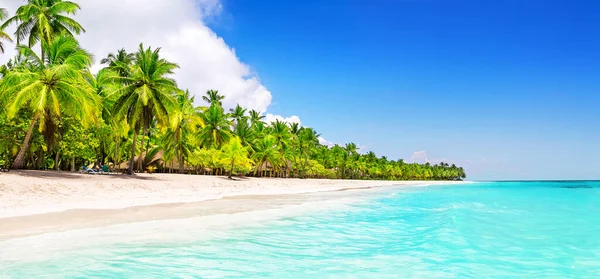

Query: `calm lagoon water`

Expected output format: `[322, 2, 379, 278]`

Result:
[1, 181, 600, 278]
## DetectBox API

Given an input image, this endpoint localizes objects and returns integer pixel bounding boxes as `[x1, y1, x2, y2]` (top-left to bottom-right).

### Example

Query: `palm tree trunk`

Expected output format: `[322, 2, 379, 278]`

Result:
[114, 137, 120, 165]
[229, 159, 235, 179]
[128, 130, 138, 175]
[55, 150, 60, 171]
[138, 125, 146, 172]
[11, 115, 40, 169]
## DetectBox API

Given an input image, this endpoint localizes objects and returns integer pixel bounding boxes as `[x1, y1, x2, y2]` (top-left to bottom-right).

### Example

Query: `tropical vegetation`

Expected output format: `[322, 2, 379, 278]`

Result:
[0, 1, 466, 180]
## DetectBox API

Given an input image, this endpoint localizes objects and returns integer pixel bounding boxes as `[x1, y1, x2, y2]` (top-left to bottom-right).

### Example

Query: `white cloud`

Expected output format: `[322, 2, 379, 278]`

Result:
[357, 145, 369, 154]
[410, 150, 429, 164]
[318, 136, 335, 147]
[263, 113, 301, 126]
[0, 0, 272, 112]
[409, 150, 451, 164]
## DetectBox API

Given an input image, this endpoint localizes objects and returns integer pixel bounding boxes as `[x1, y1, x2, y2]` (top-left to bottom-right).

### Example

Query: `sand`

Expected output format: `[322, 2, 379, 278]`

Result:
[0, 170, 464, 239]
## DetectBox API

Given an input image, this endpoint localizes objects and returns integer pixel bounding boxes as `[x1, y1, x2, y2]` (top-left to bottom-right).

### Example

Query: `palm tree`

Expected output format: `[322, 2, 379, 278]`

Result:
[271, 119, 290, 150]
[0, 35, 98, 169]
[100, 48, 135, 77]
[2, 0, 85, 59]
[229, 104, 247, 127]
[249, 109, 265, 126]
[196, 105, 233, 149]
[251, 135, 280, 177]
[111, 43, 178, 174]
[234, 119, 255, 149]
[163, 90, 203, 172]
[0, 8, 13, 54]
[297, 127, 319, 178]
[220, 137, 252, 179]
[202, 89, 224, 106]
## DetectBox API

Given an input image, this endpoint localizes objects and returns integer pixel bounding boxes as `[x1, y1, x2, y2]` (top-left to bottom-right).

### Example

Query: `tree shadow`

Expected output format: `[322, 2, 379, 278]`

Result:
[10, 170, 162, 181]
[215, 176, 251, 181]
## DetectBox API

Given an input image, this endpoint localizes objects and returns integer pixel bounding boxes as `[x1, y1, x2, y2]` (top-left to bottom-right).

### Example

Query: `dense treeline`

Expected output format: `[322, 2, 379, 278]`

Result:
[0, 1, 466, 181]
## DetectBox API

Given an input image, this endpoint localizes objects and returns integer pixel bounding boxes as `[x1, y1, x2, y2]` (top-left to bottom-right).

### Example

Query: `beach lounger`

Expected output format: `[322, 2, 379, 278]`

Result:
[80, 166, 99, 174]
[100, 165, 112, 175]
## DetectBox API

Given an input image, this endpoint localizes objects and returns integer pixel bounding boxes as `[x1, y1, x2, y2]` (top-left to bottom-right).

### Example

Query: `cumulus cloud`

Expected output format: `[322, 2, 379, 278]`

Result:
[263, 113, 301, 126]
[409, 150, 452, 164]
[409, 150, 429, 164]
[357, 145, 369, 154]
[318, 136, 335, 147]
[0, 0, 272, 112]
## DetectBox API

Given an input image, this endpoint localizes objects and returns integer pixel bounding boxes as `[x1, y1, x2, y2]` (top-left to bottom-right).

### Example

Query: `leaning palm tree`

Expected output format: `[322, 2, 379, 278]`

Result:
[0, 8, 13, 54]
[111, 43, 178, 174]
[2, 0, 85, 59]
[196, 104, 233, 149]
[0, 35, 98, 169]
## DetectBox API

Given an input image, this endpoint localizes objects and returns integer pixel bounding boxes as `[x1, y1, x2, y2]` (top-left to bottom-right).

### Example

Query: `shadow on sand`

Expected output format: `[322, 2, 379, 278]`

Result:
[9, 170, 162, 181]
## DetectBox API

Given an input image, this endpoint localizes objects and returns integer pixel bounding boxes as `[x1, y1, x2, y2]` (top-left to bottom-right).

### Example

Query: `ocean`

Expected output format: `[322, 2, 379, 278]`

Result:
[1, 181, 599, 278]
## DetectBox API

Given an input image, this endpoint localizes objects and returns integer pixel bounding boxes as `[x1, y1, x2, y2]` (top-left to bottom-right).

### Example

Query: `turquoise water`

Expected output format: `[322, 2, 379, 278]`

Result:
[1, 181, 600, 278]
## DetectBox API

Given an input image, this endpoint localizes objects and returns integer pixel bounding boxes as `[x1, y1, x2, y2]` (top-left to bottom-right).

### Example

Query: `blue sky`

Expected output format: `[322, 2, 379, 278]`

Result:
[210, 0, 600, 180]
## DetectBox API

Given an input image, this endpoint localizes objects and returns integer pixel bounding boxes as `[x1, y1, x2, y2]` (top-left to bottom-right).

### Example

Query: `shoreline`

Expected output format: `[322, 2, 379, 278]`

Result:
[0, 170, 465, 219]
[0, 170, 466, 240]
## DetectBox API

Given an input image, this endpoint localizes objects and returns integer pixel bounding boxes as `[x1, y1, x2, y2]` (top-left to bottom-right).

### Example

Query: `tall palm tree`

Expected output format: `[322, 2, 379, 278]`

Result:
[202, 89, 224, 106]
[271, 119, 291, 151]
[270, 119, 291, 176]
[297, 127, 319, 178]
[111, 43, 178, 174]
[101, 48, 135, 77]
[162, 90, 203, 172]
[196, 105, 233, 149]
[220, 137, 251, 179]
[2, 0, 85, 59]
[249, 109, 265, 126]
[0, 35, 97, 169]
[234, 119, 255, 149]
[251, 135, 280, 177]
[0, 8, 13, 54]
[229, 104, 247, 127]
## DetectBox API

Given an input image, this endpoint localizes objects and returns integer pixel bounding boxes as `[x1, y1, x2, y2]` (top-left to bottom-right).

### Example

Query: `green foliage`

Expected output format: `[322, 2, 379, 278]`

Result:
[0, 8, 13, 54]
[1, 0, 84, 47]
[0, 2, 466, 179]
[220, 137, 253, 178]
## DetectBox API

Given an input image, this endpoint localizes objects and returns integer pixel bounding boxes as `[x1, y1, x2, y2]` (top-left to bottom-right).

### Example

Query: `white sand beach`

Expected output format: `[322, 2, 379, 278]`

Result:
[0, 171, 464, 239]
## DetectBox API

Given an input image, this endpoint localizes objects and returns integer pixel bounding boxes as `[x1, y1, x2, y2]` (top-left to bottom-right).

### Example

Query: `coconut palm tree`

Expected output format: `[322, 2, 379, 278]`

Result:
[229, 104, 247, 127]
[202, 89, 224, 106]
[162, 90, 204, 172]
[249, 109, 265, 126]
[0, 8, 13, 54]
[196, 104, 233, 149]
[297, 127, 319, 178]
[251, 135, 280, 177]
[271, 119, 291, 150]
[0, 35, 97, 169]
[2, 0, 85, 59]
[234, 119, 255, 149]
[101, 48, 135, 77]
[220, 137, 252, 179]
[111, 43, 178, 174]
